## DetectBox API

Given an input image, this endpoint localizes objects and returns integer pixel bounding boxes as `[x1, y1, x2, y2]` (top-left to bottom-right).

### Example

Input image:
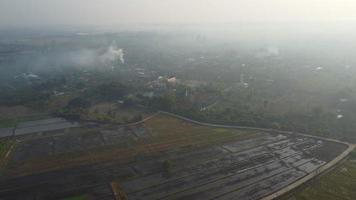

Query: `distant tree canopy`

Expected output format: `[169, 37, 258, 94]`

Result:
[54, 97, 91, 120]
[0, 87, 49, 106]
[66, 97, 91, 109]
[149, 93, 176, 111]
[89, 82, 129, 101]
[122, 96, 135, 107]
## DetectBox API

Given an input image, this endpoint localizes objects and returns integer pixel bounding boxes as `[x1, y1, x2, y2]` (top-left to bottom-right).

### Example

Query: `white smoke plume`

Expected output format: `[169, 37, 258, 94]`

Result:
[100, 44, 125, 64]
[31, 43, 126, 72]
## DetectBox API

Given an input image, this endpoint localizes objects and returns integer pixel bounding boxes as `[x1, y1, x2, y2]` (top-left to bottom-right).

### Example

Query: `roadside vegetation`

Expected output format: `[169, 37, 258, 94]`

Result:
[0, 139, 12, 171]
[0, 141, 6, 155]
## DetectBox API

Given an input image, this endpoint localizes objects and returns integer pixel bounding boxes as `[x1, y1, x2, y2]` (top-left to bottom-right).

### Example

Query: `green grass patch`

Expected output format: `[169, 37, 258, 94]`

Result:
[0, 119, 17, 128]
[0, 115, 50, 128]
[144, 113, 260, 145]
[0, 140, 13, 173]
[0, 142, 5, 155]
[289, 157, 356, 200]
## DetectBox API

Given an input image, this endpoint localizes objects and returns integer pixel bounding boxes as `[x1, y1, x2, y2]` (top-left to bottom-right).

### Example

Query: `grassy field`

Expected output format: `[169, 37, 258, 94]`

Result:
[284, 152, 356, 200]
[0, 139, 13, 172]
[0, 106, 37, 120]
[143, 113, 261, 147]
[0, 141, 5, 155]
[0, 139, 12, 158]
[0, 119, 17, 128]
[0, 114, 49, 128]
[84, 102, 149, 123]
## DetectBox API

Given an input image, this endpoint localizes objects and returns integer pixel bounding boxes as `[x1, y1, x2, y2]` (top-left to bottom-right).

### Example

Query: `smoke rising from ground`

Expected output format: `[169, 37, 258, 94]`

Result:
[100, 45, 125, 65]
[30, 43, 125, 73]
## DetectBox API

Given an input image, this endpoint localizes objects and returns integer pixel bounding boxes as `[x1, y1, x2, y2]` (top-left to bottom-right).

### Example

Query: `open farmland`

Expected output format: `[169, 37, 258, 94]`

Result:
[0, 113, 349, 200]
[279, 152, 356, 200]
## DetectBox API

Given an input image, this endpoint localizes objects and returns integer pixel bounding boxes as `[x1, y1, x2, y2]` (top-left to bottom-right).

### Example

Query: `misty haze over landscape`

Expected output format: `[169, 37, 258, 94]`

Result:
[0, 1, 356, 200]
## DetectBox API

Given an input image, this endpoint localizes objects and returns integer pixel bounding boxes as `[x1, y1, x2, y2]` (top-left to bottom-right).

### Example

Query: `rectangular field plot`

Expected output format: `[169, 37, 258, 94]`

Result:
[14, 118, 79, 136]
[0, 113, 349, 200]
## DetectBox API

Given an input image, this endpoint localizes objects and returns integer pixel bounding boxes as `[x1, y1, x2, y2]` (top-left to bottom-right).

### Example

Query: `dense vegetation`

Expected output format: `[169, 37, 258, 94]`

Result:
[1, 31, 356, 142]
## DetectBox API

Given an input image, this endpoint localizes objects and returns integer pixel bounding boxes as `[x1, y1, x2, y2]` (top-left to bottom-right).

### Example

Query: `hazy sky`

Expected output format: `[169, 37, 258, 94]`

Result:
[1, 0, 356, 27]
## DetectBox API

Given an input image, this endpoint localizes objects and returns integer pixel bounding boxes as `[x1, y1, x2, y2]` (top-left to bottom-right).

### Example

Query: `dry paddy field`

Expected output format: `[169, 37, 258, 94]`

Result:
[0, 113, 348, 200]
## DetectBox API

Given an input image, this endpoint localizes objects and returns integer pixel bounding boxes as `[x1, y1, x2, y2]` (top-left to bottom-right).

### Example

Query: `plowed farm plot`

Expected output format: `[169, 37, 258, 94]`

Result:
[0, 113, 348, 200]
